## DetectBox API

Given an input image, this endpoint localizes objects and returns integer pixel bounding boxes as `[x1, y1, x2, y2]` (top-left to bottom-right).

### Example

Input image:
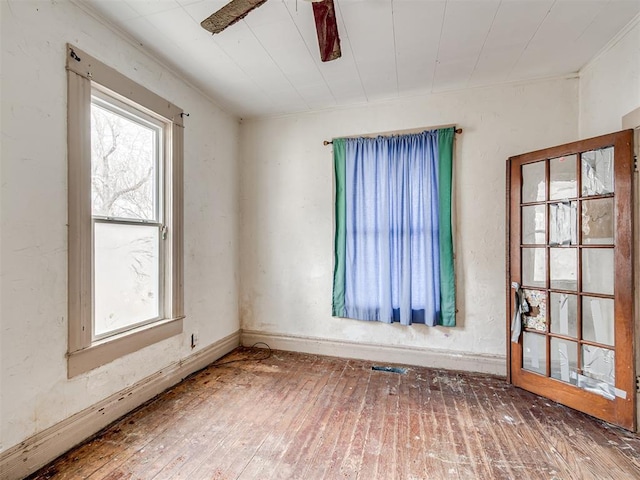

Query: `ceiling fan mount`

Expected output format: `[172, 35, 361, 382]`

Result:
[201, 0, 342, 63]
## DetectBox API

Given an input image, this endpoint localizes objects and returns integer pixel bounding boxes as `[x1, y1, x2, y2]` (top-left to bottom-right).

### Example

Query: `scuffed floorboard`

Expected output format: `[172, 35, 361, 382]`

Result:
[29, 348, 640, 479]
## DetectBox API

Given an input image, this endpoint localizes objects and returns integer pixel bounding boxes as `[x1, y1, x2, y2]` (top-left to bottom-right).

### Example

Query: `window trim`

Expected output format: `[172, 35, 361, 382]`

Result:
[67, 44, 184, 378]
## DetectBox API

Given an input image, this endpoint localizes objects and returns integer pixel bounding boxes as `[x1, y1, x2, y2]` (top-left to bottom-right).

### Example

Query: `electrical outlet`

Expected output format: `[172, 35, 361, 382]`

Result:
[191, 332, 199, 349]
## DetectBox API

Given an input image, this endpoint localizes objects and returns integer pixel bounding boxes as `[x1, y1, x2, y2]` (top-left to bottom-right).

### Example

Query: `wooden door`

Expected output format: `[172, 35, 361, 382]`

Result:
[507, 130, 635, 430]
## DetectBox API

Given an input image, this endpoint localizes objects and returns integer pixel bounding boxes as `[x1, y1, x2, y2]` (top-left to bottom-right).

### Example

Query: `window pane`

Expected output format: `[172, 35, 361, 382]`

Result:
[523, 332, 546, 375]
[582, 248, 614, 295]
[522, 162, 546, 203]
[582, 198, 614, 245]
[550, 155, 577, 200]
[523, 289, 546, 332]
[549, 293, 577, 338]
[582, 296, 614, 346]
[579, 345, 615, 400]
[522, 248, 546, 288]
[581, 147, 614, 196]
[94, 222, 160, 337]
[91, 101, 159, 220]
[550, 248, 577, 291]
[551, 338, 577, 385]
[549, 202, 577, 245]
[522, 205, 545, 245]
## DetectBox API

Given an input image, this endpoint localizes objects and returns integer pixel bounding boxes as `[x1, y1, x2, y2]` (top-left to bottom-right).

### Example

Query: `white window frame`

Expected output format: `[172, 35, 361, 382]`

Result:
[67, 44, 184, 378]
[90, 88, 166, 340]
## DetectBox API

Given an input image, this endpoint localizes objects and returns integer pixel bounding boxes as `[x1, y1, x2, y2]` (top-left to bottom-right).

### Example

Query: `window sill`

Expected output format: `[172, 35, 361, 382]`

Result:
[67, 316, 184, 378]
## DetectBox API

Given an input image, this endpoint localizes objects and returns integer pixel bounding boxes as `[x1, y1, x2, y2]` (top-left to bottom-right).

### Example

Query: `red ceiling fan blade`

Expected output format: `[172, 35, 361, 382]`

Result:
[201, 0, 268, 34]
[312, 0, 342, 62]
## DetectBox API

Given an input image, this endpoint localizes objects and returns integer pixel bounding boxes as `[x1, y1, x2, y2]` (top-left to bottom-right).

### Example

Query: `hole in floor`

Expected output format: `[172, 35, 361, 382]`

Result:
[371, 366, 407, 374]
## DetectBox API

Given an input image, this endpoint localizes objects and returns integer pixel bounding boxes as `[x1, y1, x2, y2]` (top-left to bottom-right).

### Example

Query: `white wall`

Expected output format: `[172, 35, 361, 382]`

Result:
[0, 0, 240, 453]
[239, 78, 579, 365]
[579, 17, 640, 138]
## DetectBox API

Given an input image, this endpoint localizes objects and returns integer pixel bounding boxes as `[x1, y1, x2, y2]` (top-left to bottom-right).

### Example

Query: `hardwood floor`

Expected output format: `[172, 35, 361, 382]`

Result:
[29, 347, 640, 479]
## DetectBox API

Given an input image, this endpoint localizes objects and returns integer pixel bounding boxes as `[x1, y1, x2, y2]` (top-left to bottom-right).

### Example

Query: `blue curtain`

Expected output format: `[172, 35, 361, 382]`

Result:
[333, 130, 453, 326]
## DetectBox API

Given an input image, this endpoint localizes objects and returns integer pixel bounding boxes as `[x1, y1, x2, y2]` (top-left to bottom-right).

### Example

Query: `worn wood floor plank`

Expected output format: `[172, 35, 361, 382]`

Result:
[324, 365, 370, 478]
[181, 355, 310, 480]
[415, 370, 451, 478]
[217, 358, 320, 480]
[466, 377, 526, 479]
[395, 373, 419, 479]
[98, 353, 270, 480]
[491, 380, 562, 478]
[209, 366, 317, 479]
[284, 360, 351, 479]
[298, 361, 368, 479]
[355, 369, 394, 480]
[36, 368, 227, 480]
[432, 371, 467, 477]
[28, 348, 640, 480]
[237, 358, 340, 480]
[335, 367, 373, 479]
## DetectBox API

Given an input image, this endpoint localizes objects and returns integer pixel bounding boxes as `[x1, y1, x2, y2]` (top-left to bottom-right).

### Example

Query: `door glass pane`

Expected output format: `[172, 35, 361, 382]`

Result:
[522, 205, 545, 244]
[581, 147, 614, 196]
[549, 202, 577, 245]
[551, 338, 577, 384]
[522, 248, 546, 288]
[582, 197, 614, 245]
[580, 345, 615, 400]
[582, 249, 614, 295]
[582, 297, 614, 346]
[91, 100, 160, 221]
[523, 332, 546, 375]
[550, 154, 577, 200]
[523, 289, 546, 332]
[522, 162, 546, 203]
[550, 248, 577, 291]
[549, 293, 577, 337]
[94, 222, 160, 337]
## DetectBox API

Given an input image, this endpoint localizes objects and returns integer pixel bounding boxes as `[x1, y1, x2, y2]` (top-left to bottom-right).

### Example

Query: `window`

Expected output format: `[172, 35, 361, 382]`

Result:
[67, 45, 184, 377]
[331, 129, 456, 326]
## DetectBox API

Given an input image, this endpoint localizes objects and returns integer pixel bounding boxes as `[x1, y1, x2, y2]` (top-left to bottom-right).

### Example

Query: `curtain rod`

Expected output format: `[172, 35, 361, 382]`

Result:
[323, 127, 462, 146]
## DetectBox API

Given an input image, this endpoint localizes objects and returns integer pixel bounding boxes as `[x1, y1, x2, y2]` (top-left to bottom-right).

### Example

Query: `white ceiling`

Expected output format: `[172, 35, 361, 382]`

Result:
[80, 0, 640, 118]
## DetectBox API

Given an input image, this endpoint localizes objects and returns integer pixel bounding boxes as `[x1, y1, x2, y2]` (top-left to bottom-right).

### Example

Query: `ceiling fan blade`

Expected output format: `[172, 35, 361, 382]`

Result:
[312, 0, 341, 62]
[201, 0, 268, 34]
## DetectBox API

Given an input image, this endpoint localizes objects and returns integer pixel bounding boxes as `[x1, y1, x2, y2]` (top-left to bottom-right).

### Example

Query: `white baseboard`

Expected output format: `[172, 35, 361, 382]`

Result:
[242, 330, 506, 376]
[0, 331, 240, 480]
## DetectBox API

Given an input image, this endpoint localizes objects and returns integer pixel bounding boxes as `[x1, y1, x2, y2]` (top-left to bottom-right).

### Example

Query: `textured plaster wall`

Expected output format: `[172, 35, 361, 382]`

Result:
[0, 0, 240, 453]
[239, 78, 578, 361]
[579, 18, 640, 138]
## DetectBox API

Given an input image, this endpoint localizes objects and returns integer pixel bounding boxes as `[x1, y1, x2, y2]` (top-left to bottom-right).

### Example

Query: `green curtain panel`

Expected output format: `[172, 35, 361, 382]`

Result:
[438, 127, 456, 326]
[332, 138, 347, 317]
